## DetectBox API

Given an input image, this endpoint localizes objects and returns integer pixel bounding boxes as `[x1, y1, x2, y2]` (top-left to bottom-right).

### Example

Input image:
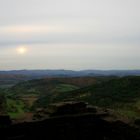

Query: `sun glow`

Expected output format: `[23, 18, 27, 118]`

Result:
[17, 46, 27, 54]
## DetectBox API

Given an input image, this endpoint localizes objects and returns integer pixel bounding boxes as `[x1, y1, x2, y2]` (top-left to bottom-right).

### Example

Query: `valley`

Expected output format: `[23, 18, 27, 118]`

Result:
[1, 74, 140, 139]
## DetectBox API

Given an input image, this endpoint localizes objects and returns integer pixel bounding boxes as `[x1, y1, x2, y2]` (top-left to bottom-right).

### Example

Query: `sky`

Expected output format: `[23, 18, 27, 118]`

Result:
[0, 0, 140, 70]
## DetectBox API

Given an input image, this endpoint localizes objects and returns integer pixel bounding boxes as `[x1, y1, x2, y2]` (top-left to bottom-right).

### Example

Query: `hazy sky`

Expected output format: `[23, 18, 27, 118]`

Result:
[0, 0, 140, 70]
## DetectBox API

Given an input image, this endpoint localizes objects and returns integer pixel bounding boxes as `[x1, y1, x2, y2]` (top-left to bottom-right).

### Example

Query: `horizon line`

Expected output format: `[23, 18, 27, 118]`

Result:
[0, 69, 140, 71]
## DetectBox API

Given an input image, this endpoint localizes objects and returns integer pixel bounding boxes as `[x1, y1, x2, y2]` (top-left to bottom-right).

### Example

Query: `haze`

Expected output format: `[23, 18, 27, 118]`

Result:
[0, 0, 140, 70]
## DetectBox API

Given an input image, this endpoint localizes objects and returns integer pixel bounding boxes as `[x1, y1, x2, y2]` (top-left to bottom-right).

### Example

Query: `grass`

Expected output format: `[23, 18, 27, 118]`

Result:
[0, 84, 14, 88]
[55, 84, 78, 92]
[6, 98, 26, 119]
[116, 109, 139, 119]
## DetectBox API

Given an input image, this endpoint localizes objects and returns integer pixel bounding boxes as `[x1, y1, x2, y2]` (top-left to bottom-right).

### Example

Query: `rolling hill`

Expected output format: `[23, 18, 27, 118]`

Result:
[2, 77, 102, 119]
[34, 76, 140, 119]
[1, 76, 140, 120]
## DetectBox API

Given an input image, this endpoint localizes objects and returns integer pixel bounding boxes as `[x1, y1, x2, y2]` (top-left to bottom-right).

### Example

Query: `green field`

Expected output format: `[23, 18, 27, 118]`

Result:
[6, 98, 26, 119]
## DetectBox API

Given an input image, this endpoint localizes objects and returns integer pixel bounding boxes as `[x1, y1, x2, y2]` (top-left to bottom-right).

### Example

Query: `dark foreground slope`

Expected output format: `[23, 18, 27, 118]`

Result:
[1, 102, 140, 140]
[1, 114, 140, 140]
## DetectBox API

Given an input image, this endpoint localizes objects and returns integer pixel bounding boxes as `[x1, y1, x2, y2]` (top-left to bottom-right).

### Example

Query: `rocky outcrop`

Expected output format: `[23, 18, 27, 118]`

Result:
[33, 101, 89, 120]
[1, 101, 140, 140]
[1, 113, 140, 140]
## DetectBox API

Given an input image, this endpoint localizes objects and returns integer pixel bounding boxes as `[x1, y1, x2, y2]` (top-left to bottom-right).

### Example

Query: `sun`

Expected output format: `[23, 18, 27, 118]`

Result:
[17, 47, 27, 54]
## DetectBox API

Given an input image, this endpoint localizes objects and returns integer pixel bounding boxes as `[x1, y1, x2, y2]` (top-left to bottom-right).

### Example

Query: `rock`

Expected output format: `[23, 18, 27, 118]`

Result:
[46, 101, 88, 116]
[0, 116, 12, 127]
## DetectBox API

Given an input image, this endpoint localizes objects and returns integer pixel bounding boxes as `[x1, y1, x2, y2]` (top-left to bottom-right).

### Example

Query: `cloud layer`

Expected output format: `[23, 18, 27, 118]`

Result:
[0, 0, 140, 70]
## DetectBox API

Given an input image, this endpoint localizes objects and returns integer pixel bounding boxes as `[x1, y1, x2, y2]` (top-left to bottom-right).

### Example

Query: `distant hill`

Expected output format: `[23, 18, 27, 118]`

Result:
[0, 69, 140, 77]
[0, 74, 31, 88]
[0, 69, 140, 88]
